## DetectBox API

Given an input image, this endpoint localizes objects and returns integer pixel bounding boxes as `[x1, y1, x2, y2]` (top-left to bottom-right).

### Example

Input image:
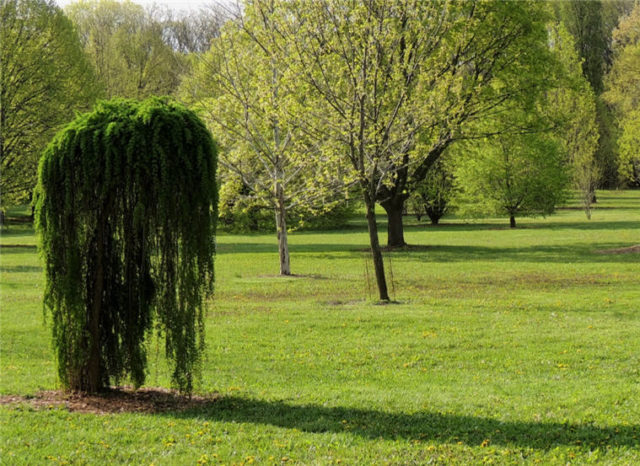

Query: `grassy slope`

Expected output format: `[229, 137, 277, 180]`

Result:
[1, 191, 639, 464]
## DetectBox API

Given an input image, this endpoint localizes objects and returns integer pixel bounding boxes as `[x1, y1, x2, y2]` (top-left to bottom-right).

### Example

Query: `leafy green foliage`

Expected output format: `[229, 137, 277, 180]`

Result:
[181, 2, 349, 275]
[34, 97, 218, 393]
[555, 0, 607, 94]
[65, 0, 183, 99]
[0, 0, 100, 206]
[409, 158, 454, 226]
[547, 22, 600, 218]
[452, 133, 569, 228]
[605, 3, 640, 186]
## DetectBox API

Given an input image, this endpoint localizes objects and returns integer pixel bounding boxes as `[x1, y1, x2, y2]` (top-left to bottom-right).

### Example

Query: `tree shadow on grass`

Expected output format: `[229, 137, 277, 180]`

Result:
[5, 389, 638, 450]
[402, 219, 640, 233]
[168, 396, 640, 450]
[216, 242, 639, 264]
[390, 243, 640, 264]
[0, 265, 41, 274]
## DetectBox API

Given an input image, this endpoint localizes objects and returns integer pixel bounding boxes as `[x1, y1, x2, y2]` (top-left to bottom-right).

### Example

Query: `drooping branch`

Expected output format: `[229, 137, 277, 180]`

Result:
[35, 97, 218, 394]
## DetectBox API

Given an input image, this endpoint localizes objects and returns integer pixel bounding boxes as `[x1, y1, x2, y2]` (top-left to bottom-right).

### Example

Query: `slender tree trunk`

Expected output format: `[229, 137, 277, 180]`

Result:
[381, 198, 407, 248]
[364, 192, 390, 301]
[275, 183, 291, 276]
[509, 214, 516, 229]
[86, 211, 105, 392]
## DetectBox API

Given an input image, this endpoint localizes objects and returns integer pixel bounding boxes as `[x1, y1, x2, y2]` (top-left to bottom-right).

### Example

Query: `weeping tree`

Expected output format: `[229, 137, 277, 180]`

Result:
[35, 97, 218, 394]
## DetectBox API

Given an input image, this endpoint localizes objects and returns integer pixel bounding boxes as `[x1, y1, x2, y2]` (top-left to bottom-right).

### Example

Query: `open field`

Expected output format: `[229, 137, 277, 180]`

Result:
[1, 190, 639, 464]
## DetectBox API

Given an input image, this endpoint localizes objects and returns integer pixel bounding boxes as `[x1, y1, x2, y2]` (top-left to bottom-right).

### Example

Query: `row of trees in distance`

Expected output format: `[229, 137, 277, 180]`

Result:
[2, 0, 640, 300]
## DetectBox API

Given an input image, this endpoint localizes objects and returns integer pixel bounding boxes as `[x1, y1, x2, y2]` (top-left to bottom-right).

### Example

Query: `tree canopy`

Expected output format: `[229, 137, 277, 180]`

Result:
[65, 0, 184, 99]
[605, 2, 640, 186]
[35, 97, 218, 393]
[0, 0, 99, 206]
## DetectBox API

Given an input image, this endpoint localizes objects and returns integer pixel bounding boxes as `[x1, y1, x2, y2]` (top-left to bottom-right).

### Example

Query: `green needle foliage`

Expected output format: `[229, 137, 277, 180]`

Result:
[34, 97, 218, 394]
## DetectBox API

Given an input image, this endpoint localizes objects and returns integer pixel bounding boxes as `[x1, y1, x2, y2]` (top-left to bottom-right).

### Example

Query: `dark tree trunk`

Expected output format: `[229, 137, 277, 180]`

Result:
[364, 192, 389, 302]
[431, 217, 440, 226]
[381, 198, 407, 248]
[509, 215, 516, 229]
[86, 211, 106, 393]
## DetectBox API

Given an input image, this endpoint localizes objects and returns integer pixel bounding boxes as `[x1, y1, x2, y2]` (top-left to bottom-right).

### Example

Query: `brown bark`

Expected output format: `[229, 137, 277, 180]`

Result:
[509, 214, 516, 229]
[364, 192, 390, 301]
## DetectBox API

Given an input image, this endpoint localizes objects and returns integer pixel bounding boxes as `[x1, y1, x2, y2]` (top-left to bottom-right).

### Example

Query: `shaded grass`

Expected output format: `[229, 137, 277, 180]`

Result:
[1, 191, 639, 464]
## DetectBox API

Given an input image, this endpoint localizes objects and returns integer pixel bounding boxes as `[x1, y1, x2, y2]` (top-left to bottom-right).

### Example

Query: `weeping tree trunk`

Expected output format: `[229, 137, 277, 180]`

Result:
[86, 209, 106, 392]
[275, 182, 291, 276]
[364, 191, 390, 301]
[510, 214, 517, 228]
[381, 197, 407, 248]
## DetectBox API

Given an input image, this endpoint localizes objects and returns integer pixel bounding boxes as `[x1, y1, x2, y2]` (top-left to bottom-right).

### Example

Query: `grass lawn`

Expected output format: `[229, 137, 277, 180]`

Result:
[1, 190, 639, 464]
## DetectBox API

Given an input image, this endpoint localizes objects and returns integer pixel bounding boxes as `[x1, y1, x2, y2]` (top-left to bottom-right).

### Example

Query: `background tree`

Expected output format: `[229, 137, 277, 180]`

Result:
[555, 0, 636, 188]
[452, 131, 569, 229]
[35, 97, 218, 394]
[0, 0, 99, 208]
[547, 23, 600, 219]
[409, 157, 454, 226]
[65, 0, 183, 99]
[158, 4, 226, 54]
[181, 2, 346, 275]
[605, 2, 640, 186]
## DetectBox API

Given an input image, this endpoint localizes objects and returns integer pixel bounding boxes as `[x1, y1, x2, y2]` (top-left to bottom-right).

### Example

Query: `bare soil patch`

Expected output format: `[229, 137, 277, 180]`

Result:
[596, 245, 640, 255]
[0, 387, 219, 415]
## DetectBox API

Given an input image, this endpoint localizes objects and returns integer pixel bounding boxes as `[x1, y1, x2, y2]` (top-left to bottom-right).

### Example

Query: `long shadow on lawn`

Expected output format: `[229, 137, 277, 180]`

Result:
[402, 219, 640, 233]
[215, 242, 639, 264]
[404, 244, 640, 264]
[170, 396, 639, 450]
[0, 265, 41, 274]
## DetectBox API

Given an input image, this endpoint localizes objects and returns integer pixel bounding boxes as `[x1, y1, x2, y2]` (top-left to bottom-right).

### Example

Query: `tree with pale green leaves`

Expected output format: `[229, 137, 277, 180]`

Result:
[181, 1, 348, 276]
[605, 3, 640, 186]
[452, 131, 569, 229]
[263, 0, 555, 300]
[65, 0, 183, 99]
[547, 22, 600, 219]
[0, 0, 99, 208]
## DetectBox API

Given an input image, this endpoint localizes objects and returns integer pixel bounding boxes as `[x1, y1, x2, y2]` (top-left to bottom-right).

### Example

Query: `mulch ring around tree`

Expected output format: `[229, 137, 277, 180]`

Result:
[0, 387, 219, 415]
[596, 244, 640, 255]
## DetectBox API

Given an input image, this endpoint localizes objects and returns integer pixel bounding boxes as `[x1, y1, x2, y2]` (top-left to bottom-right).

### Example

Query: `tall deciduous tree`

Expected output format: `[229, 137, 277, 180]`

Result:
[35, 98, 218, 394]
[65, 0, 182, 99]
[269, 0, 552, 299]
[182, 1, 346, 276]
[605, 3, 640, 186]
[555, 0, 636, 188]
[547, 23, 600, 218]
[0, 0, 99, 206]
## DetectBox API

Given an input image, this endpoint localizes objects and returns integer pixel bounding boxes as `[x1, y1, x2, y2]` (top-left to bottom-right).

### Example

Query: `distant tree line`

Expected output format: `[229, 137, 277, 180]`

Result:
[2, 0, 639, 300]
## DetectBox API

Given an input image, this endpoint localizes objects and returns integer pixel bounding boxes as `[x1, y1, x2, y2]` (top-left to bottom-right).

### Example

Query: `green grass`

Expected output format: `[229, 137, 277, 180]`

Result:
[1, 191, 639, 464]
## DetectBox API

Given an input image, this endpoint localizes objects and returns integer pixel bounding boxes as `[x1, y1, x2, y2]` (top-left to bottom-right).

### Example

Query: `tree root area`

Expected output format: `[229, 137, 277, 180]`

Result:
[0, 387, 219, 414]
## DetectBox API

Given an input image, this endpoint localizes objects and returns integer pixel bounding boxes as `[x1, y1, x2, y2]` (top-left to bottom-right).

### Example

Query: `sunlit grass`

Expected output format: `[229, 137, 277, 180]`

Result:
[1, 191, 639, 464]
